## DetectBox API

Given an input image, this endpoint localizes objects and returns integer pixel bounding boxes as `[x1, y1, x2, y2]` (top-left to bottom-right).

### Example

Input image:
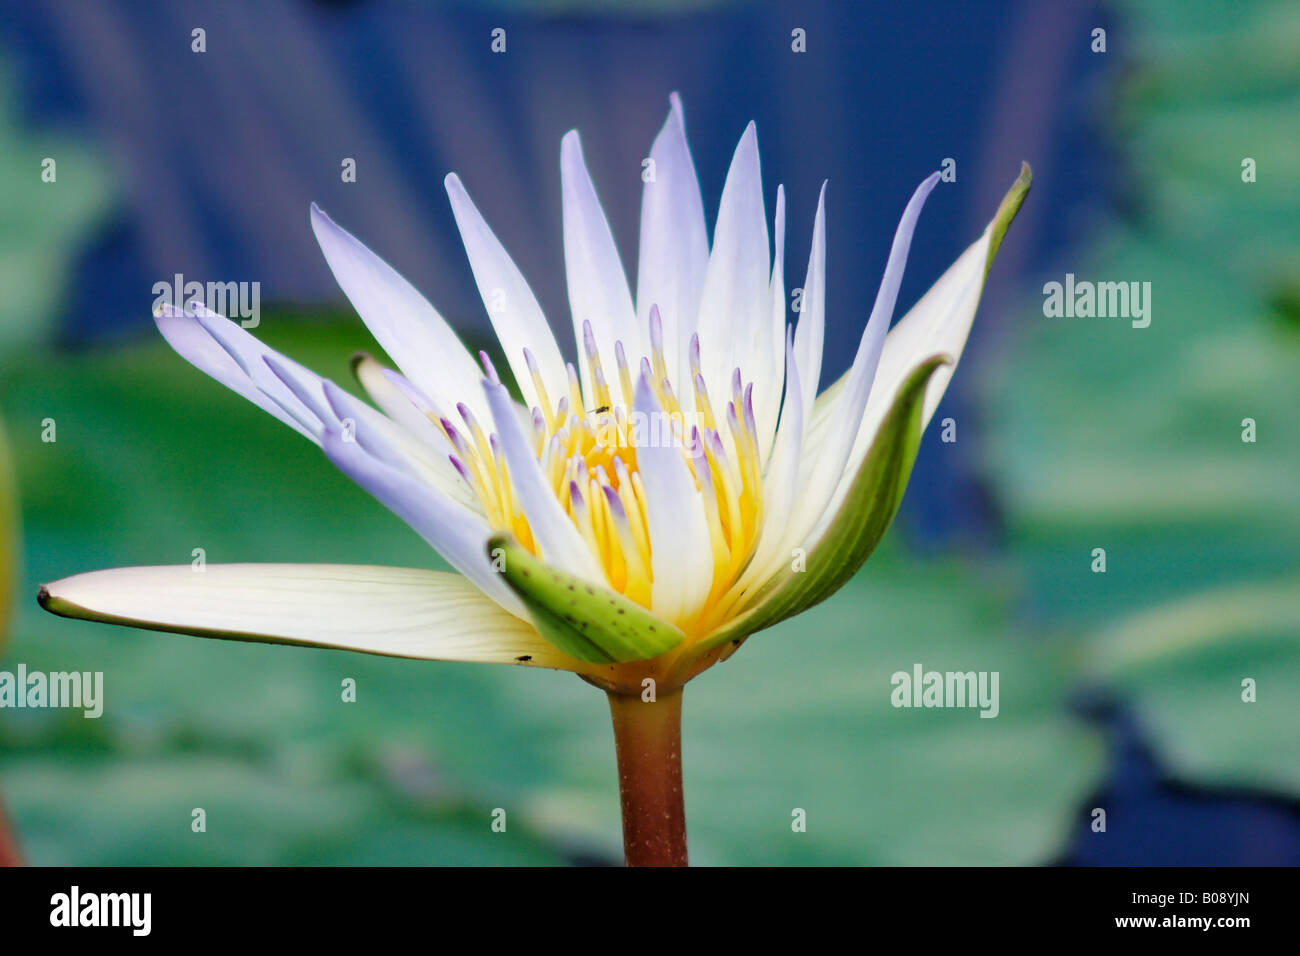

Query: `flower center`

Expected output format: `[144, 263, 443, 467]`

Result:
[437, 314, 766, 626]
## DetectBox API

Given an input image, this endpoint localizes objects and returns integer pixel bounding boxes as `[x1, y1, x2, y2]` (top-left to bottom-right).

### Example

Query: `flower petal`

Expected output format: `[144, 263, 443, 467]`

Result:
[350, 354, 481, 513]
[154, 303, 317, 441]
[695, 123, 769, 405]
[632, 373, 712, 626]
[693, 163, 1033, 653]
[691, 355, 950, 658]
[791, 182, 827, 434]
[733, 331, 804, 597]
[636, 93, 709, 395]
[320, 425, 523, 615]
[482, 379, 604, 582]
[561, 131, 640, 401]
[444, 173, 569, 412]
[310, 203, 488, 421]
[782, 172, 939, 552]
[39, 563, 576, 668]
[757, 183, 788, 461]
[823, 162, 1033, 530]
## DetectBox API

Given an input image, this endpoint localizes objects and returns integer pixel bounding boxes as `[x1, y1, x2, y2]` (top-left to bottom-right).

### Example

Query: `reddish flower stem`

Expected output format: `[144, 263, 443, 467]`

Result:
[606, 687, 687, 867]
[0, 790, 22, 866]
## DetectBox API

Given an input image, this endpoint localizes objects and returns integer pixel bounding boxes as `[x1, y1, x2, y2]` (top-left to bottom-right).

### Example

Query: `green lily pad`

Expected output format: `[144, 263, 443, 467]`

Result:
[1085, 579, 1300, 795]
[983, 0, 1300, 806]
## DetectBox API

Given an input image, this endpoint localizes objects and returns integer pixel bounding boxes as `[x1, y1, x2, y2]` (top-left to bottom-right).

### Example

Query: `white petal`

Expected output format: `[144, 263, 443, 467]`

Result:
[880, 233, 987, 431]
[820, 230, 991, 533]
[351, 355, 450, 451]
[561, 131, 640, 402]
[351, 356, 481, 513]
[197, 306, 380, 451]
[253, 353, 334, 438]
[482, 380, 604, 582]
[635, 93, 709, 395]
[320, 427, 523, 614]
[791, 182, 826, 434]
[749, 333, 804, 577]
[444, 173, 568, 412]
[632, 374, 712, 625]
[155, 303, 317, 441]
[719, 333, 804, 607]
[40, 564, 578, 668]
[310, 203, 487, 422]
[787, 173, 939, 550]
[758, 183, 788, 461]
[695, 123, 769, 401]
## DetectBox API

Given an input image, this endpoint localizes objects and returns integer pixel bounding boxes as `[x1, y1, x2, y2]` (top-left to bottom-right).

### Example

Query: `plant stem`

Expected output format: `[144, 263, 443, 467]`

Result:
[0, 790, 22, 867]
[606, 687, 687, 866]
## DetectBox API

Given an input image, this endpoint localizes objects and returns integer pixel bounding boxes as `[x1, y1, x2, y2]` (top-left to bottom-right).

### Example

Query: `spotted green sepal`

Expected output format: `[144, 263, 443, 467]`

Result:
[488, 535, 686, 664]
[698, 355, 949, 654]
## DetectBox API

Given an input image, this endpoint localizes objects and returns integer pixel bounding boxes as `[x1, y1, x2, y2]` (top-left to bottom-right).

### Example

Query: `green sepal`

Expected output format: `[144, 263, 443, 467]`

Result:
[697, 355, 949, 653]
[488, 535, 685, 664]
[983, 162, 1032, 279]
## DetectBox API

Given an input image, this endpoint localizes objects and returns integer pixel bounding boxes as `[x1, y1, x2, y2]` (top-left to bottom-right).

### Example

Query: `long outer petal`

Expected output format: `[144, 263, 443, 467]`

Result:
[694, 123, 769, 408]
[785, 172, 939, 550]
[445, 172, 569, 412]
[636, 92, 709, 397]
[561, 131, 640, 404]
[39, 564, 577, 669]
[791, 182, 826, 435]
[155, 302, 317, 441]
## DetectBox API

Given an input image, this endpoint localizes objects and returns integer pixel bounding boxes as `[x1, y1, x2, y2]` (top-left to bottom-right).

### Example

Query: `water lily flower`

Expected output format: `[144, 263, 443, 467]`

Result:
[39, 94, 1028, 866]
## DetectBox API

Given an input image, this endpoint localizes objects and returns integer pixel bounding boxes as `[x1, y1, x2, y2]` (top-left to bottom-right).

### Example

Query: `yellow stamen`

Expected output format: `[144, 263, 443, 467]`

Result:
[450, 330, 771, 641]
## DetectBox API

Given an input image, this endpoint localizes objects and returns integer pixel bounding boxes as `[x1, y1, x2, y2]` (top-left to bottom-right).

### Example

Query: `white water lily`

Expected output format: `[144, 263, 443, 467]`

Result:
[40, 95, 1028, 865]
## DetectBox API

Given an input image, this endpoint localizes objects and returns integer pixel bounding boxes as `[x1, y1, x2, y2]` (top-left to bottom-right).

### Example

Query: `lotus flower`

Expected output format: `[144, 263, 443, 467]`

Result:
[39, 95, 1029, 865]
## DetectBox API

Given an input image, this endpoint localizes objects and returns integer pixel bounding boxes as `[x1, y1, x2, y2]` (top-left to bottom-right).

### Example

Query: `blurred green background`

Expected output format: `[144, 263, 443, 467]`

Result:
[0, 0, 1297, 865]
